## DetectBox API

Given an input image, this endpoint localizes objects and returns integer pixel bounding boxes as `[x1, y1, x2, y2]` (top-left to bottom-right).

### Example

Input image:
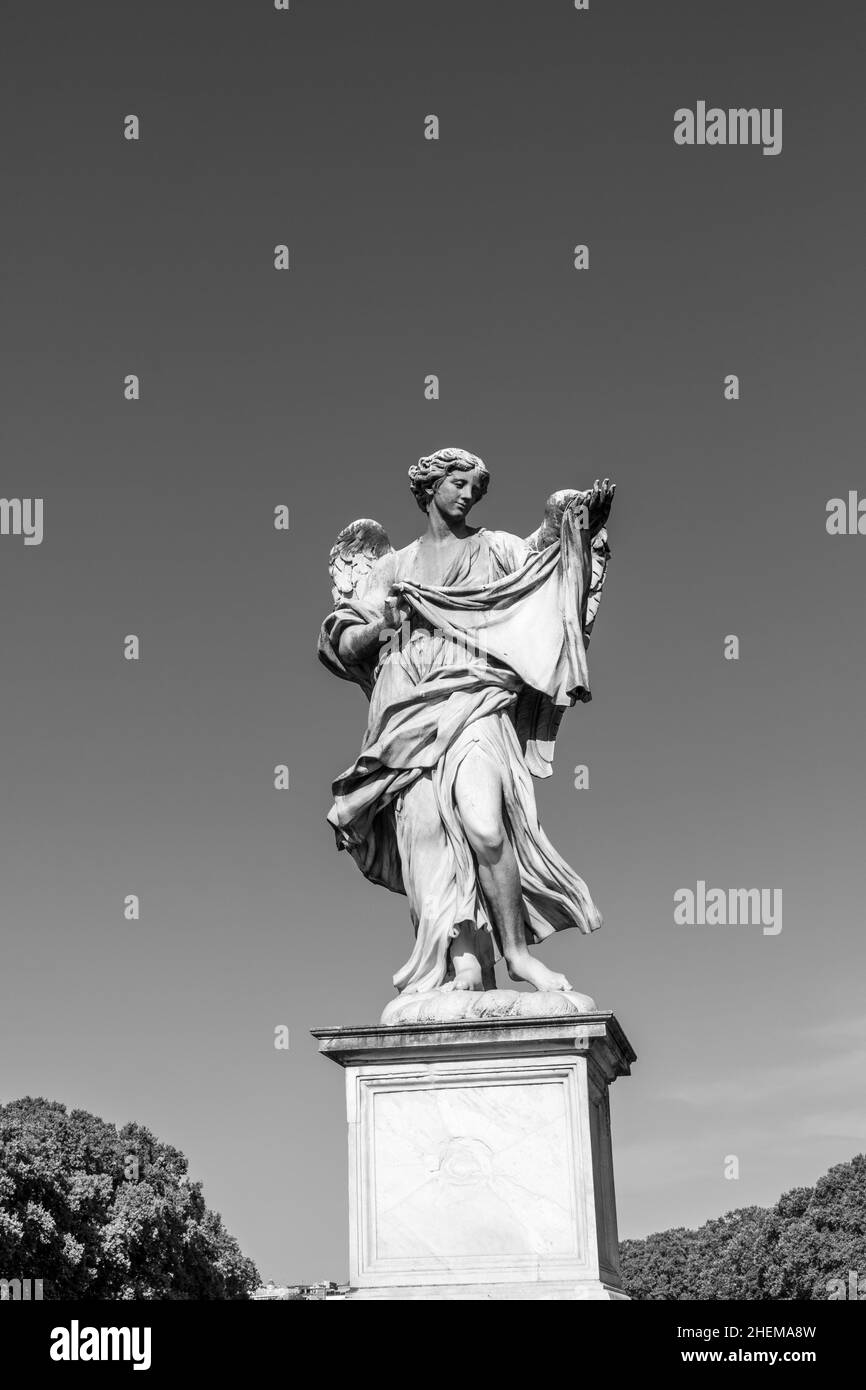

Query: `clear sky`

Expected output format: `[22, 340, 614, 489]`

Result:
[1, 0, 864, 1285]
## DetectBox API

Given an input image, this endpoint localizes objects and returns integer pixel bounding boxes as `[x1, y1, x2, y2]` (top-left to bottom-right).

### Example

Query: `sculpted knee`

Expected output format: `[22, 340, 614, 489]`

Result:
[465, 820, 506, 862]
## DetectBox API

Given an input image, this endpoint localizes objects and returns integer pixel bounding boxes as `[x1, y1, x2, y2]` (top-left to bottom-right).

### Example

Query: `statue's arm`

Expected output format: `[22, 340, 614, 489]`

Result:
[338, 616, 384, 665]
[336, 552, 399, 665]
[525, 481, 615, 552]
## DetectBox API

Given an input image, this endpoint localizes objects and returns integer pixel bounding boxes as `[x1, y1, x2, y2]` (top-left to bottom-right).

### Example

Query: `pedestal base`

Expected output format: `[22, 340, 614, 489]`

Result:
[312, 1010, 635, 1301]
[346, 1279, 628, 1301]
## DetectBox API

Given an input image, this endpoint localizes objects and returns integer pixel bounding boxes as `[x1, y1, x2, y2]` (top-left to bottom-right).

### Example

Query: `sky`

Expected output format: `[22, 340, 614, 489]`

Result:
[1, 0, 865, 1285]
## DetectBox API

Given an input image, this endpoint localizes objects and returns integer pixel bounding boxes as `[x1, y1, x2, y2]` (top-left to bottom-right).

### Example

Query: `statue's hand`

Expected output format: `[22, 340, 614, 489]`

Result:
[382, 587, 411, 632]
[579, 478, 615, 537]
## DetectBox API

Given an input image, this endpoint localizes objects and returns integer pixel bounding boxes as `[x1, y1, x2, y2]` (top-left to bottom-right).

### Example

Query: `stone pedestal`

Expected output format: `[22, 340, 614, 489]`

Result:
[312, 1010, 635, 1300]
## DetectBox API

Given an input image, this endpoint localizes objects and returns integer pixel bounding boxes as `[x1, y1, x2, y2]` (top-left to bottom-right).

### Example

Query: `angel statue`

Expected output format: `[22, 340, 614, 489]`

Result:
[317, 446, 615, 1013]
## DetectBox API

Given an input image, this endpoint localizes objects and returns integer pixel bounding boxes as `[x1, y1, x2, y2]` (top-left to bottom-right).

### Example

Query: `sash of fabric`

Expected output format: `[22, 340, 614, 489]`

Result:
[394, 508, 594, 775]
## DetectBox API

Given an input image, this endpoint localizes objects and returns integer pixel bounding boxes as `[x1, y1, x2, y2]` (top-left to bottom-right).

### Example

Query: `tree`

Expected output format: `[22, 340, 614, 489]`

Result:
[0, 1097, 259, 1299]
[619, 1226, 698, 1300]
[620, 1155, 866, 1300]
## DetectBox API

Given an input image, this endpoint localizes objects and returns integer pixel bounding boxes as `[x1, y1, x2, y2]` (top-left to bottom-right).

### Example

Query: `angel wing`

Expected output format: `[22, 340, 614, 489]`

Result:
[584, 531, 610, 642]
[327, 518, 394, 604]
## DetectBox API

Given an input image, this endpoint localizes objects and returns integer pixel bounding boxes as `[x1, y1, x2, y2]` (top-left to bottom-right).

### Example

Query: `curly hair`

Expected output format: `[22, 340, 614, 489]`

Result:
[407, 447, 490, 513]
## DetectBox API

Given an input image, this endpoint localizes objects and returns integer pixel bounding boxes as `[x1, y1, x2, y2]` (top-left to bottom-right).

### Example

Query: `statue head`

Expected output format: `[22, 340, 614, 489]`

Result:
[408, 447, 490, 519]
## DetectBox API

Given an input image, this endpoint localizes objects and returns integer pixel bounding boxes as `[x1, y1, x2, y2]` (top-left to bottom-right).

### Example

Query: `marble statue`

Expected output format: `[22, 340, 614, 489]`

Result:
[318, 447, 614, 1012]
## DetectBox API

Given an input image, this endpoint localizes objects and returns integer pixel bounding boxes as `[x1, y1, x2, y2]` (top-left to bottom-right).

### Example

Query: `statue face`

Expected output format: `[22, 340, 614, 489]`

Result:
[431, 466, 483, 521]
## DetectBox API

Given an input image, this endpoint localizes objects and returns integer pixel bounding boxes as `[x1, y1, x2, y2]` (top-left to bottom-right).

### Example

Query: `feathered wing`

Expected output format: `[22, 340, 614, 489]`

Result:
[327, 518, 394, 604]
[319, 518, 395, 696]
[584, 529, 610, 642]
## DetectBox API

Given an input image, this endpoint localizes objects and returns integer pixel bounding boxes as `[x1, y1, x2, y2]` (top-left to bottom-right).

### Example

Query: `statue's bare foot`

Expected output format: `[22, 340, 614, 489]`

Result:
[443, 928, 486, 992]
[442, 957, 483, 992]
[506, 950, 572, 993]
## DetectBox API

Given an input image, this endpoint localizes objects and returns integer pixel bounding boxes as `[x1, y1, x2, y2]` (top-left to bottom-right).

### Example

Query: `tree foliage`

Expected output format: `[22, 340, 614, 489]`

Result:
[0, 1097, 259, 1299]
[620, 1154, 866, 1299]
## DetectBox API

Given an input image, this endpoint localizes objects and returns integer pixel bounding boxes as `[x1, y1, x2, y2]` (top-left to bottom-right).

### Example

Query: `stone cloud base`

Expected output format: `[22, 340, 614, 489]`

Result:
[312, 1011, 635, 1301]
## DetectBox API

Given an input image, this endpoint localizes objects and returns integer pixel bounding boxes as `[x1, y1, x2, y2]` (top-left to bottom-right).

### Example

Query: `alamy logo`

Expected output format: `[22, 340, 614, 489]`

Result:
[50, 1320, 151, 1371]
[827, 1271, 865, 1300]
[674, 103, 782, 156]
[674, 880, 782, 936]
[0, 1277, 43, 1300]
[826, 492, 866, 535]
[379, 620, 493, 664]
[0, 497, 43, 545]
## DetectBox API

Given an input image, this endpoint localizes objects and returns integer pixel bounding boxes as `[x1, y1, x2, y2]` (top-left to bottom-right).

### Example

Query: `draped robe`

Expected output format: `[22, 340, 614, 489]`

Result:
[317, 509, 606, 994]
